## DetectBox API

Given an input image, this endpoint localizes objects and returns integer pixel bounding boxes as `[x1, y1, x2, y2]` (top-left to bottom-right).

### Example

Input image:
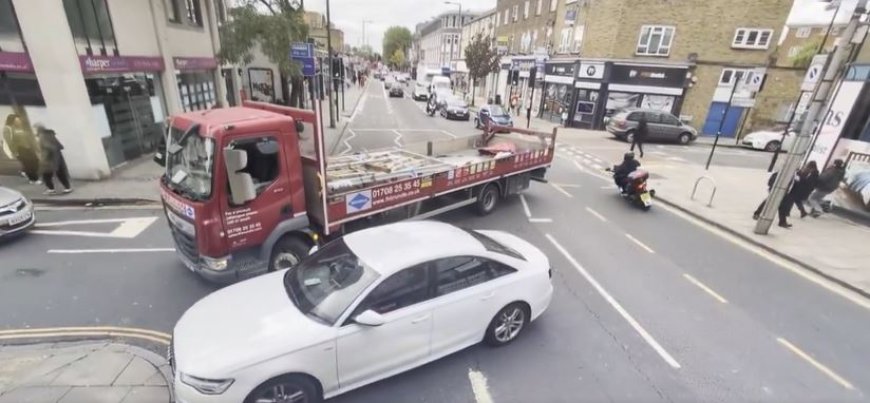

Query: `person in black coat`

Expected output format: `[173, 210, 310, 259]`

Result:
[631, 113, 648, 158]
[34, 124, 72, 195]
[790, 161, 819, 218]
[753, 171, 796, 228]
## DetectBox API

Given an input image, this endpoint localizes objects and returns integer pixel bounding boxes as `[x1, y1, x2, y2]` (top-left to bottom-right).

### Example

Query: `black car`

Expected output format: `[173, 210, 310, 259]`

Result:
[389, 86, 404, 97]
[475, 104, 513, 131]
[440, 96, 470, 120]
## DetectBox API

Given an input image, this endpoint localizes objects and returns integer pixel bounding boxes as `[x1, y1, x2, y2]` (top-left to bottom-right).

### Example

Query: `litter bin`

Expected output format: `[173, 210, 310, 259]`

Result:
[494, 94, 502, 105]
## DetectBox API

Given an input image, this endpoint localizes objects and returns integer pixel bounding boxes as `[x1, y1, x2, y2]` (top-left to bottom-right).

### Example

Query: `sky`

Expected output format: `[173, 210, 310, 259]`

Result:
[786, 0, 858, 25]
[302, 0, 497, 54]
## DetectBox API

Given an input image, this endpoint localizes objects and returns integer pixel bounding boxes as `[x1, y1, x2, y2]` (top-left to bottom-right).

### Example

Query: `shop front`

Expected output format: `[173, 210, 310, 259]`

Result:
[507, 55, 546, 117]
[570, 61, 607, 129]
[604, 63, 689, 120]
[174, 57, 219, 112]
[79, 55, 166, 167]
[1, 51, 45, 177]
[541, 60, 576, 124]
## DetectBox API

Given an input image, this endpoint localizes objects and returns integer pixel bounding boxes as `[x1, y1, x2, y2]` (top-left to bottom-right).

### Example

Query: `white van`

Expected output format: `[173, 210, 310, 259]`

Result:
[430, 76, 451, 93]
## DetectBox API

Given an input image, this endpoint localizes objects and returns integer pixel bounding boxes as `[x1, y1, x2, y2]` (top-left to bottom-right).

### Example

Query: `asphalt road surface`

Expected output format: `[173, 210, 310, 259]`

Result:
[1, 88, 869, 402]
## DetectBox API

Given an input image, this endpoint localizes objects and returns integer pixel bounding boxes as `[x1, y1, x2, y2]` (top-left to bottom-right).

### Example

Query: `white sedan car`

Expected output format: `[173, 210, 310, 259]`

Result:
[172, 221, 553, 403]
[741, 129, 796, 152]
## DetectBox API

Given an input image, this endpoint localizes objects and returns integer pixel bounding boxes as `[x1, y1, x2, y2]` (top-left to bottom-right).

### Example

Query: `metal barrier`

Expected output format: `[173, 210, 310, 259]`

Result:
[691, 176, 717, 207]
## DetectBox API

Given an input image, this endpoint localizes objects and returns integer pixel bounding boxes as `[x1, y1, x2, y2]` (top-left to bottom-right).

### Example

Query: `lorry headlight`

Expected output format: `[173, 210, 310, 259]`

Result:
[180, 373, 234, 395]
[201, 255, 230, 271]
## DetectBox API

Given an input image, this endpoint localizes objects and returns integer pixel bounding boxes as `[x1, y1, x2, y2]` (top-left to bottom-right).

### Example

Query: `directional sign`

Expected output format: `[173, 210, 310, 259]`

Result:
[290, 42, 314, 59]
[801, 54, 827, 92]
[31, 217, 158, 238]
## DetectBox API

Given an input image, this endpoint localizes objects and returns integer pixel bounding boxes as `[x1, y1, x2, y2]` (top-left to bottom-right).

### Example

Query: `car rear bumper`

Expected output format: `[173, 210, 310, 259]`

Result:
[531, 282, 554, 321]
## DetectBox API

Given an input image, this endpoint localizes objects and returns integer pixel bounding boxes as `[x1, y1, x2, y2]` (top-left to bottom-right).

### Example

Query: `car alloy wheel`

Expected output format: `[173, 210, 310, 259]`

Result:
[678, 133, 692, 145]
[255, 384, 307, 403]
[486, 303, 527, 346]
[765, 140, 781, 152]
[625, 131, 635, 143]
[245, 375, 320, 403]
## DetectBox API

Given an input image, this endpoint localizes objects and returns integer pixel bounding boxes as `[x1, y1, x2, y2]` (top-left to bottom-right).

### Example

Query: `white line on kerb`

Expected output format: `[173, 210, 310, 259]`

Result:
[47, 248, 176, 254]
[585, 207, 607, 222]
[777, 337, 854, 390]
[468, 369, 495, 403]
[545, 234, 681, 369]
[682, 274, 728, 304]
[550, 183, 573, 198]
[625, 233, 655, 253]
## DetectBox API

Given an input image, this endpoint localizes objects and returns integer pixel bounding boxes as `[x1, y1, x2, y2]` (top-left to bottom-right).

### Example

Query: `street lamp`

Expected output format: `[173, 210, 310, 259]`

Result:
[445, 1, 463, 61]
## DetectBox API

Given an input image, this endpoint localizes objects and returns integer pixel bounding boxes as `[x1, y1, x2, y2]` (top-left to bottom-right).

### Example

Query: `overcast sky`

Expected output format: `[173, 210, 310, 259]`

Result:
[787, 0, 858, 25]
[302, 0, 496, 54]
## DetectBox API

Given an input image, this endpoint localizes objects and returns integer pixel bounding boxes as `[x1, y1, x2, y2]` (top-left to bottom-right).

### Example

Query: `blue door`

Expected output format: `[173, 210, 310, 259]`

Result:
[702, 102, 744, 137]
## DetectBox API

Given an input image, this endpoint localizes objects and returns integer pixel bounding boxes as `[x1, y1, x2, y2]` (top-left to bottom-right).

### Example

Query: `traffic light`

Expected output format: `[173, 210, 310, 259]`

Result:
[528, 67, 537, 89]
[511, 70, 520, 86]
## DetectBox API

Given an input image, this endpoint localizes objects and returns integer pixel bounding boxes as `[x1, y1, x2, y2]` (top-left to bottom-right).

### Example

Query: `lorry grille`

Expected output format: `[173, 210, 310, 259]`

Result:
[169, 222, 199, 266]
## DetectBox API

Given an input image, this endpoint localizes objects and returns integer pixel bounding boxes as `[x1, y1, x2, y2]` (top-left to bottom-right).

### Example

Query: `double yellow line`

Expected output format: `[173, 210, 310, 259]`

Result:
[0, 326, 171, 345]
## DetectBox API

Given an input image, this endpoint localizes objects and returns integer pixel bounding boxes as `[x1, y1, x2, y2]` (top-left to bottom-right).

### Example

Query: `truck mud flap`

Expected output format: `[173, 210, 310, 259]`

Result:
[529, 167, 548, 183]
[506, 173, 532, 195]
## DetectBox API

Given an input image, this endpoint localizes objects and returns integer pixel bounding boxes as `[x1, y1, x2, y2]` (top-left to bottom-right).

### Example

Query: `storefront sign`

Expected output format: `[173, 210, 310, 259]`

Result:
[807, 80, 864, 168]
[174, 57, 218, 71]
[545, 62, 575, 77]
[79, 55, 165, 74]
[577, 62, 605, 80]
[610, 64, 686, 88]
[0, 52, 33, 73]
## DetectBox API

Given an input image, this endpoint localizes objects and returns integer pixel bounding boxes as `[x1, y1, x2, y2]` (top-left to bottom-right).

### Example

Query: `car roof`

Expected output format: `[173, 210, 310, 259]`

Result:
[344, 221, 485, 275]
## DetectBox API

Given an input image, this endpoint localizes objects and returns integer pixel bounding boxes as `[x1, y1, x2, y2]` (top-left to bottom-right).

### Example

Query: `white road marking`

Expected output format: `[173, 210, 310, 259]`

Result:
[683, 274, 728, 304]
[47, 248, 176, 254]
[35, 205, 162, 211]
[349, 92, 367, 122]
[529, 218, 553, 223]
[342, 129, 357, 155]
[552, 183, 581, 188]
[383, 87, 394, 115]
[591, 164, 604, 171]
[582, 157, 592, 164]
[625, 233, 655, 253]
[110, 217, 159, 238]
[585, 207, 608, 222]
[777, 337, 854, 390]
[550, 183, 573, 198]
[545, 234, 681, 369]
[601, 185, 616, 190]
[33, 217, 158, 239]
[392, 129, 403, 147]
[440, 130, 458, 138]
[654, 202, 870, 311]
[468, 369, 495, 403]
[666, 156, 687, 162]
[519, 194, 552, 223]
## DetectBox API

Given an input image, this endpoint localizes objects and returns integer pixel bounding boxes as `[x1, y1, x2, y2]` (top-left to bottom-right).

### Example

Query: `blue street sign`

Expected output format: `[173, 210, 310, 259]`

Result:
[290, 42, 314, 59]
[297, 57, 315, 76]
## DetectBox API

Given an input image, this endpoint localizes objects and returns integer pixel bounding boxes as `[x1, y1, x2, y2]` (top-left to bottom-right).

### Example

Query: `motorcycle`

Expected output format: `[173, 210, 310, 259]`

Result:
[610, 168, 655, 210]
[426, 99, 437, 116]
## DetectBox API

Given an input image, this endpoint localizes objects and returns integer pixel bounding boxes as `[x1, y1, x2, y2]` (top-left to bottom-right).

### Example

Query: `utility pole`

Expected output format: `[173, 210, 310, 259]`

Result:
[754, 0, 867, 234]
[325, 0, 336, 129]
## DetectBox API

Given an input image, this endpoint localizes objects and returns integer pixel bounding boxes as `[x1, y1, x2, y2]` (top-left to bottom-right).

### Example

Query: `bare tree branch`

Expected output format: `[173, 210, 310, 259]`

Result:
[258, 0, 277, 15]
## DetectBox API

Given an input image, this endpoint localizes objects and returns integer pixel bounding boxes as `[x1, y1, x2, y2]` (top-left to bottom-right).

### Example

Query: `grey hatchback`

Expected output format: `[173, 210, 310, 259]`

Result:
[606, 108, 697, 145]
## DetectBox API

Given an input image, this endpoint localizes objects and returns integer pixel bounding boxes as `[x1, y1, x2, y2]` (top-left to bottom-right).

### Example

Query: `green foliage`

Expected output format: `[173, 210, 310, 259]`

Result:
[464, 34, 499, 81]
[382, 26, 412, 64]
[791, 38, 823, 68]
[218, 1, 308, 77]
[389, 49, 406, 69]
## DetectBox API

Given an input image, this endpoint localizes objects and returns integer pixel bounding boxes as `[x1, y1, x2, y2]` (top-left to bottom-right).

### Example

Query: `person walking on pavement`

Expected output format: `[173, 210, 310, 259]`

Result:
[790, 160, 819, 218]
[808, 159, 846, 217]
[34, 124, 72, 195]
[2, 113, 41, 183]
[631, 113, 648, 158]
[753, 171, 796, 228]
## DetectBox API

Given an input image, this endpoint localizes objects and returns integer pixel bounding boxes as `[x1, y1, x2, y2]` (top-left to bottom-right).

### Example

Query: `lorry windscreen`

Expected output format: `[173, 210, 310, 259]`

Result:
[165, 126, 215, 201]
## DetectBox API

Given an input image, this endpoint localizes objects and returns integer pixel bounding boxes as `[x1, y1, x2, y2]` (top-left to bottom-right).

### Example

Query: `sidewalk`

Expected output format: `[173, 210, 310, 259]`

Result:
[557, 129, 870, 297]
[0, 342, 171, 403]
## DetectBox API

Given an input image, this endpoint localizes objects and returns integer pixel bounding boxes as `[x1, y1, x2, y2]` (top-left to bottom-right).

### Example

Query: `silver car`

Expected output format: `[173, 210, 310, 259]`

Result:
[606, 108, 698, 145]
[0, 186, 35, 240]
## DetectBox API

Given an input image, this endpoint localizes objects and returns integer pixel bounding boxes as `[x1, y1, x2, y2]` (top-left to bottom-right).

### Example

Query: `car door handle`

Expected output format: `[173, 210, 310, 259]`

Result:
[480, 291, 496, 301]
[410, 314, 430, 324]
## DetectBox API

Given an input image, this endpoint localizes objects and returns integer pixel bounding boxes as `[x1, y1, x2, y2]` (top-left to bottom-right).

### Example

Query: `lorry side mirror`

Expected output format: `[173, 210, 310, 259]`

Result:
[224, 149, 257, 205]
[296, 120, 305, 134]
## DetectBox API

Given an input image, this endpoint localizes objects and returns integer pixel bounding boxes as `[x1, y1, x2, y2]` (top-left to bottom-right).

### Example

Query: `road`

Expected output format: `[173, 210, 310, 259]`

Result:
[1, 81, 869, 402]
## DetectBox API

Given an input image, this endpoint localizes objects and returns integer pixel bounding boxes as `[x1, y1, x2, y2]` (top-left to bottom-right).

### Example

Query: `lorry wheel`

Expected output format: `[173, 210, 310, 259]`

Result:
[269, 236, 309, 272]
[476, 184, 499, 216]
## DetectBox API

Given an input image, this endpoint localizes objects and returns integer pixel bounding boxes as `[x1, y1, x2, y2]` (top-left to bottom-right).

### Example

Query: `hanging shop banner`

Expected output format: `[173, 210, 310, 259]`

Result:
[0, 52, 33, 73]
[174, 57, 219, 71]
[79, 55, 165, 74]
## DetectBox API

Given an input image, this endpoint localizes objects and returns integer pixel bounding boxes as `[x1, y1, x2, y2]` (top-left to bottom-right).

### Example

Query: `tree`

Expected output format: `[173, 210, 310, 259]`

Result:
[218, 1, 309, 107]
[791, 37, 824, 68]
[389, 49, 406, 70]
[382, 26, 412, 65]
[464, 34, 500, 106]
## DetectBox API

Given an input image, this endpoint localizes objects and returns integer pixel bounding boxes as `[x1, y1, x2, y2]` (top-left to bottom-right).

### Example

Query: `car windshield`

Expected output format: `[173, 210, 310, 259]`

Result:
[462, 228, 525, 261]
[489, 105, 508, 116]
[448, 98, 467, 107]
[284, 239, 380, 325]
[165, 125, 214, 201]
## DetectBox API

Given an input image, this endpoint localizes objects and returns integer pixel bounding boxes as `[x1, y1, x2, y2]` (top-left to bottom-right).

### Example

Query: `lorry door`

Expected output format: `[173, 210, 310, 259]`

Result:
[219, 131, 294, 271]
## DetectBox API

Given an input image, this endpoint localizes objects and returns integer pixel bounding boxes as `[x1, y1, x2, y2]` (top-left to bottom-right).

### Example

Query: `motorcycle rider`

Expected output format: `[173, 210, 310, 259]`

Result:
[613, 152, 641, 194]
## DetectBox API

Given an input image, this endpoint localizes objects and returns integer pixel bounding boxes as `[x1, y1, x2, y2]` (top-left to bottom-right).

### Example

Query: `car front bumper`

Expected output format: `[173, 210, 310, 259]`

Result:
[0, 202, 35, 239]
[446, 110, 469, 119]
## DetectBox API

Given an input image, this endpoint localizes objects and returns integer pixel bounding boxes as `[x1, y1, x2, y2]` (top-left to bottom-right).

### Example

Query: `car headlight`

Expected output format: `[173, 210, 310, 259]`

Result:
[201, 255, 230, 271]
[180, 373, 234, 395]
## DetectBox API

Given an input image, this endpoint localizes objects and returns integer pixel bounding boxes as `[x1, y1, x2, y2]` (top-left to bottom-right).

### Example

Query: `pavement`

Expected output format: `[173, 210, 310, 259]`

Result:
[2, 78, 870, 402]
[0, 341, 170, 403]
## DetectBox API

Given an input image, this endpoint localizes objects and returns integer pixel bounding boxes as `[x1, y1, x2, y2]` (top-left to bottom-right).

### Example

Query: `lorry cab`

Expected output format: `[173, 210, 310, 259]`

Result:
[159, 106, 315, 283]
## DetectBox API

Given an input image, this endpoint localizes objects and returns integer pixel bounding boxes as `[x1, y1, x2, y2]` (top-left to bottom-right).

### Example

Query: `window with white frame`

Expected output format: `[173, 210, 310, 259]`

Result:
[829, 26, 842, 36]
[795, 27, 812, 38]
[788, 46, 801, 58]
[636, 25, 674, 56]
[718, 68, 749, 86]
[512, 5, 519, 21]
[524, 1, 530, 19]
[732, 28, 773, 49]
[550, 0, 558, 12]
[559, 27, 571, 53]
[572, 24, 585, 53]
[504, 9, 510, 24]
[536, 0, 543, 15]
[496, 12, 500, 27]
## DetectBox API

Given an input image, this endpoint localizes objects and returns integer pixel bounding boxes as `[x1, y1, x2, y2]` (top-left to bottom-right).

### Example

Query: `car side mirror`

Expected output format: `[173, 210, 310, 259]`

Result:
[224, 149, 257, 205]
[354, 310, 386, 327]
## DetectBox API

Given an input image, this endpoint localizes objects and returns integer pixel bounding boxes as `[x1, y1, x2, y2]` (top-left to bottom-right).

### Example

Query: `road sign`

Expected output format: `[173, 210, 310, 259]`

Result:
[731, 67, 766, 108]
[290, 42, 314, 59]
[296, 57, 315, 76]
[801, 54, 827, 92]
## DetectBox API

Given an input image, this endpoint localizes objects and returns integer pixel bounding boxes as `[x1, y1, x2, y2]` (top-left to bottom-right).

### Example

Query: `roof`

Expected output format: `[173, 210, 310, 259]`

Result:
[344, 221, 485, 275]
[174, 107, 290, 139]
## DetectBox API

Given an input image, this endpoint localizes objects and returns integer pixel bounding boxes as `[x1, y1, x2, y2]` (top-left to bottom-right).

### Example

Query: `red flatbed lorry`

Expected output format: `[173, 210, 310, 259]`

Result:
[159, 101, 556, 283]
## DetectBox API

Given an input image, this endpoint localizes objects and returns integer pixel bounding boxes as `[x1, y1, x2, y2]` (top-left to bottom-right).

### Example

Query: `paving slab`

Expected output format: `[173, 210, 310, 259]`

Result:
[50, 350, 133, 387]
[58, 386, 130, 403]
[0, 386, 70, 403]
[121, 386, 169, 403]
[113, 357, 158, 386]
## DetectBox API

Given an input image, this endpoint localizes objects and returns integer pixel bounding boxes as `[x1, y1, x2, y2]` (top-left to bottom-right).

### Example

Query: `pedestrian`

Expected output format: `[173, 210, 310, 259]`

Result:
[790, 160, 819, 218]
[631, 113, 648, 158]
[34, 124, 72, 195]
[808, 159, 846, 217]
[2, 113, 41, 183]
[753, 171, 796, 228]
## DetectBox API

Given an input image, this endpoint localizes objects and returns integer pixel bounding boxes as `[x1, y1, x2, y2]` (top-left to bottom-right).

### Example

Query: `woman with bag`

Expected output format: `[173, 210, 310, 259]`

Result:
[3, 113, 41, 183]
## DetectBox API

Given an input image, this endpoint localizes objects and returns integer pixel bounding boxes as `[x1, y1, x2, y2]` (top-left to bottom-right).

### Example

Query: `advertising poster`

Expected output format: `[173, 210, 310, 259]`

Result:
[807, 81, 864, 168]
[248, 68, 275, 102]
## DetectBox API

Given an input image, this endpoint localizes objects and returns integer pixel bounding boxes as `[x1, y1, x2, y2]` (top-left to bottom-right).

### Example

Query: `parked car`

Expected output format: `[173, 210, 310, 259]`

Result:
[606, 108, 698, 145]
[741, 129, 796, 152]
[384, 77, 395, 90]
[0, 186, 35, 241]
[441, 96, 470, 120]
[412, 83, 430, 101]
[388, 85, 404, 98]
[171, 221, 552, 403]
[476, 104, 514, 130]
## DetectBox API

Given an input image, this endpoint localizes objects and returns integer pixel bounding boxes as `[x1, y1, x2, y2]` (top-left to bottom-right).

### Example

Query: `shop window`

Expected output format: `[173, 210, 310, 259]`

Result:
[636, 25, 674, 56]
[62, 0, 118, 56]
[732, 28, 773, 49]
[165, 0, 181, 23]
[186, 0, 203, 27]
[177, 72, 216, 112]
[0, 0, 25, 53]
[550, 0, 558, 12]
